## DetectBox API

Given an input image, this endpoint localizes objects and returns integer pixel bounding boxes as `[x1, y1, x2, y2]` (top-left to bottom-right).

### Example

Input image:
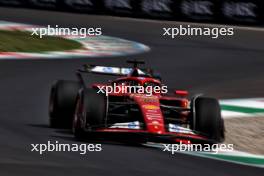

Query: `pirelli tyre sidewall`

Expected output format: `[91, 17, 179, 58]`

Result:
[73, 88, 106, 139]
[49, 80, 81, 128]
[192, 97, 225, 143]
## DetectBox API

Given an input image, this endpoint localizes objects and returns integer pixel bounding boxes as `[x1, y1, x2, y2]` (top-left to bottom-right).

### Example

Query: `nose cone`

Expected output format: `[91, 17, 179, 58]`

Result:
[131, 95, 165, 134]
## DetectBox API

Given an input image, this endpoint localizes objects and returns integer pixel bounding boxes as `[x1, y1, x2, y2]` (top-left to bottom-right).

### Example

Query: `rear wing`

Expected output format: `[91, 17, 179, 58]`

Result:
[78, 64, 147, 76]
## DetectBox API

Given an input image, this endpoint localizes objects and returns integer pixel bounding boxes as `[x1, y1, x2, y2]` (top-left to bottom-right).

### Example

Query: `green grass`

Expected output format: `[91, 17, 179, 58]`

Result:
[0, 30, 83, 53]
[204, 153, 264, 165]
[221, 105, 264, 114]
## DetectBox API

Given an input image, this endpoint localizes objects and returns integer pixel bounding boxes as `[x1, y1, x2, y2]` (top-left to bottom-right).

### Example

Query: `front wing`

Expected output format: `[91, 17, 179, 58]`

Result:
[86, 124, 212, 144]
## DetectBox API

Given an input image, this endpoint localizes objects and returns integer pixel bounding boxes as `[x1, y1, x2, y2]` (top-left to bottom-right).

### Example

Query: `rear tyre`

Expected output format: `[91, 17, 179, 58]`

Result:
[73, 88, 106, 139]
[192, 97, 224, 143]
[49, 80, 81, 128]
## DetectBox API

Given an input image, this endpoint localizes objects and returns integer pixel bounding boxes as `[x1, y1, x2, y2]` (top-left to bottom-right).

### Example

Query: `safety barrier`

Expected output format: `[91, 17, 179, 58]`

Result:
[0, 0, 263, 24]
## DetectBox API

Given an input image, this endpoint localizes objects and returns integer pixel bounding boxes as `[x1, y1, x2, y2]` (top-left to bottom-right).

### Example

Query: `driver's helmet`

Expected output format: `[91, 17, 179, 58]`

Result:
[130, 68, 140, 77]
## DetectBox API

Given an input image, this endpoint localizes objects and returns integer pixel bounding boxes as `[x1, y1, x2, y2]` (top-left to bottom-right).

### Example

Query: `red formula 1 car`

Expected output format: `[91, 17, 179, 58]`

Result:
[49, 60, 224, 144]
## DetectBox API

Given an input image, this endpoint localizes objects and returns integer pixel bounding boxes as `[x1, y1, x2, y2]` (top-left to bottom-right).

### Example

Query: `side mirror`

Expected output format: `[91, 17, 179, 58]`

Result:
[175, 90, 188, 96]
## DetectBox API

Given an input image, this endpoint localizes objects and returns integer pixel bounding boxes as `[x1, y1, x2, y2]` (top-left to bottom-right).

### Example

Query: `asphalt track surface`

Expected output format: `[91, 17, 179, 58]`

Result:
[0, 7, 263, 176]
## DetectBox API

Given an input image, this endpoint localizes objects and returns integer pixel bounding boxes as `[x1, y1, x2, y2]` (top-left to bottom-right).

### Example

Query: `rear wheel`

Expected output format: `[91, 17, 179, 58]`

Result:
[49, 80, 81, 128]
[192, 97, 224, 143]
[73, 88, 106, 139]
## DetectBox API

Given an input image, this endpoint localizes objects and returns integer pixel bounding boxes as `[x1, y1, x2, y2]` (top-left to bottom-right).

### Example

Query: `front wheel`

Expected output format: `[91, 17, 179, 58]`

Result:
[191, 97, 225, 143]
[73, 88, 106, 139]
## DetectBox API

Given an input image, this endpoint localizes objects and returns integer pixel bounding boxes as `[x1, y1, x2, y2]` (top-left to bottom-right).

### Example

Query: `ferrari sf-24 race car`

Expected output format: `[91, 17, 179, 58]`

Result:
[49, 60, 224, 144]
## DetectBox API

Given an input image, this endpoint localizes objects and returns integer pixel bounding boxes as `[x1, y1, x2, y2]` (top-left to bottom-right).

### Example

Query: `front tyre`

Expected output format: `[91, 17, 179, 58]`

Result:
[192, 97, 225, 143]
[73, 88, 106, 139]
